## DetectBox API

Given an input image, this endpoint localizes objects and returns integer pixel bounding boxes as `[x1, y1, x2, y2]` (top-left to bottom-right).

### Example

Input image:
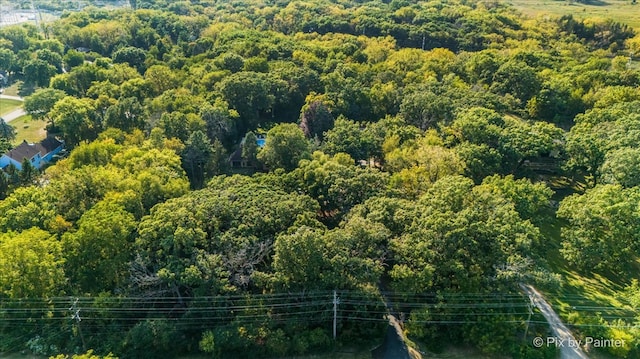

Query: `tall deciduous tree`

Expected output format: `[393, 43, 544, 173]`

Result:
[104, 97, 148, 132]
[23, 59, 57, 88]
[50, 96, 100, 147]
[0, 228, 65, 298]
[299, 94, 334, 141]
[218, 71, 275, 134]
[182, 130, 212, 189]
[23, 88, 66, 131]
[258, 124, 310, 171]
[63, 198, 137, 292]
[558, 185, 640, 274]
[389, 175, 539, 293]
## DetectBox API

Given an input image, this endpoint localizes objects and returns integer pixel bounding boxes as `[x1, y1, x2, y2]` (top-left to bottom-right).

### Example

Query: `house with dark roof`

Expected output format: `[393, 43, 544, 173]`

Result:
[229, 133, 266, 169]
[0, 137, 64, 171]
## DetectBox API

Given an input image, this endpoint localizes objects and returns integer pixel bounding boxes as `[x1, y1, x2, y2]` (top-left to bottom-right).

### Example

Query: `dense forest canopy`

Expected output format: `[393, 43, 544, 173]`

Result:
[1, 0, 640, 358]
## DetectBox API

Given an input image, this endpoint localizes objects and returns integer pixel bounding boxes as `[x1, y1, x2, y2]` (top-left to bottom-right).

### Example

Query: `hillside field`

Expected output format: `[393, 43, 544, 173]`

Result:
[509, 0, 640, 29]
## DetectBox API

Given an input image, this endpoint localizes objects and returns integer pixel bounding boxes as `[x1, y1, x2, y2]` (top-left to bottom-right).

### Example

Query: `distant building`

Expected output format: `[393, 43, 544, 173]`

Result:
[229, 133, 266, 168]
[0, 138, 64, 171]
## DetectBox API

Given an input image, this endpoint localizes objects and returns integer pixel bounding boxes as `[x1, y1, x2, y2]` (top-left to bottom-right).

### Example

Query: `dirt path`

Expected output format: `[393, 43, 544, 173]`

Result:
[521, 284, 589, 359]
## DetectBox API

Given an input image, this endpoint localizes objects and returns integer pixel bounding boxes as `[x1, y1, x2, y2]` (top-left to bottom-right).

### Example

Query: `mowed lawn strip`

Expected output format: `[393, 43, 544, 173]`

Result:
[0, 99, 23, 117]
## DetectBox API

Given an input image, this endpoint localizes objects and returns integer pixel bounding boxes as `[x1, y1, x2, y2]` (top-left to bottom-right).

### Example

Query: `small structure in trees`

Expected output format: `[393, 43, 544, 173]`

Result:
[229, 132, 266, 169]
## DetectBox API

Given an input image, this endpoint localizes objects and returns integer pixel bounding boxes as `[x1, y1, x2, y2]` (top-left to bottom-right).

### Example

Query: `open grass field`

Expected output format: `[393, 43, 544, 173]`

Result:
[10, 115, 47, 145]
[507, 0, 640, 29]
[0, 99, 23, 117]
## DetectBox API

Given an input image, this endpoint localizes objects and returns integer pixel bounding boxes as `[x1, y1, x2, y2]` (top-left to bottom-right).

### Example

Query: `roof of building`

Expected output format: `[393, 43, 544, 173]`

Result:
[229, 133, 266, 165]
[2, 138, 63, 162]
[38, 137, 64, 154]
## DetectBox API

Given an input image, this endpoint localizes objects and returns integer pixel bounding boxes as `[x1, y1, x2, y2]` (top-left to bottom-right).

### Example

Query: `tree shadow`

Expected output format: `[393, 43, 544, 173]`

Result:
[575, 0, 610, 6]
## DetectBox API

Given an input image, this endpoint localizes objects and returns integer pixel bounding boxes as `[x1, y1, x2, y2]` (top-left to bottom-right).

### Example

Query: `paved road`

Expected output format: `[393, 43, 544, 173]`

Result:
[521, 284, 589, 359]
[2, 109, 26, 123]
[372, 291, 413, 359]
[0, 94, 26, 123]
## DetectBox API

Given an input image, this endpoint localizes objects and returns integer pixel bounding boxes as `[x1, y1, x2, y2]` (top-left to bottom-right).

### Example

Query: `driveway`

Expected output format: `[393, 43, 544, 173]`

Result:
[0, 94, 26, 123]
[2, 108, 26, 123]
[0, 94, 24, 102]
[521, 284, 589, 359]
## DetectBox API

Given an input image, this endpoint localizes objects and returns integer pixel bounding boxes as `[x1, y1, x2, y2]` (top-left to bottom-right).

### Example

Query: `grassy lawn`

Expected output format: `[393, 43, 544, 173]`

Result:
[0, 99, 23, 117]
[10, 115, 47, 145]
[2, 82, 22, 97]
[507, 0, 640, 29]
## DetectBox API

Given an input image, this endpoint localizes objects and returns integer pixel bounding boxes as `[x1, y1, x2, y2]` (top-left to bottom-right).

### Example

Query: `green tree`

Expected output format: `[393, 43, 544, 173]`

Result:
[299, 95, 334, 140]
[0, 186, 57, 232]
[490, 60, 541, 106]
[110, 147, 190, 210]
[20, 157, 37, 185]
[218, 71, 275, 134]
[0, 171, 8, 200]
[62, 198, 137, 293]
[63, 49, 85, 69]
[181, 130, 212, 189]
[135, 178, 319, 295]
[104, 97, 148, 132]
[0, 228, 65, 298]
[399, 89, 454, 130]
[36, 48, 63, 72]
[51, 350, 118, 359]
[258, 123, 310, 171]
[600, 147, 640, 187]
[144, 64, 179, 96]
[558, 185, 640, 273]
[0, 48, 17, 73]
[273, 217, 389, 290]
[499, 118, 564, 173]
[287, 152, 389, 223]
[23, 59, 57, 87]
[217, 53, 245, 73]
[479, 175, 553, 226]
[0, 118, 16, 142]
[454, 143, 503, 183]
[389, 176, 539, 293]
[112, 46, 147, 72]
[200, 99, 238, 147]
[323, 117, 378, 161]
[50, 96, 100, 147]
[23, 88, 67, 131]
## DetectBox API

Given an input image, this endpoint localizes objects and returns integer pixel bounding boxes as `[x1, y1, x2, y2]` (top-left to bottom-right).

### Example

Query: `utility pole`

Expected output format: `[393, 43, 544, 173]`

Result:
[523, 296, 534, 340]
[333, 290, 340, 340]
[70, 298, 87, 351]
